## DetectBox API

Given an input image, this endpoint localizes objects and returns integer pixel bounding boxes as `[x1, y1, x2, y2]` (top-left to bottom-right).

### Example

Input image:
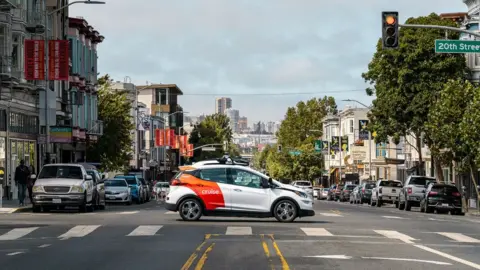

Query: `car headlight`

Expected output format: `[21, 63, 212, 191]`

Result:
[294, 191, 308, 198]
[32, 186, 44, 192]
[71, 185, 85, 193]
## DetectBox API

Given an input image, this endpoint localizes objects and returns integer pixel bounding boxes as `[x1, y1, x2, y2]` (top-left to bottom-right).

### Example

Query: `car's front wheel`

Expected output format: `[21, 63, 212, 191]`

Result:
[273, 200, 298, 222]
[179, 198, 203, 221]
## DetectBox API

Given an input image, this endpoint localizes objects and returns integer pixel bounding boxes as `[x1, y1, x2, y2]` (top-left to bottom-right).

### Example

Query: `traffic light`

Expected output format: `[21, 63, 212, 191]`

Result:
[382, 11, 399, 49]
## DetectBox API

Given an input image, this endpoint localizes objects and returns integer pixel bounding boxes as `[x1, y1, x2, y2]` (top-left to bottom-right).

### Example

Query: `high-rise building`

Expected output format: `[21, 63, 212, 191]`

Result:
[238, 117, 248, 132]
[225, 109, 240, 133]
[215, 97, 232, 114]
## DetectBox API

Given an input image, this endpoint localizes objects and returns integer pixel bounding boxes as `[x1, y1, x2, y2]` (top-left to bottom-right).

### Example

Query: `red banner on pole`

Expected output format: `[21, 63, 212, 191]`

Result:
[186, 144, 194, 157]
[24, 40, 45, 80]
[155, 129, 164, 147]
[165, 129, 175, 148]
[48, 40, 69, 80]
[179, 135, 188, 147]
[174, 135, 180, 149]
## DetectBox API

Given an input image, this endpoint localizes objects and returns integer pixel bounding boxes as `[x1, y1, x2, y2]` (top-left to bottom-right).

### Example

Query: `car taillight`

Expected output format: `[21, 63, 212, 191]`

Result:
[171, 179, 182, 186]
[428, 191, 438, 196]
[362, 188, 365, 192]
[379, 187, 382, 194]
[452, 192, 461, 197]
[407, 187, 412, 194]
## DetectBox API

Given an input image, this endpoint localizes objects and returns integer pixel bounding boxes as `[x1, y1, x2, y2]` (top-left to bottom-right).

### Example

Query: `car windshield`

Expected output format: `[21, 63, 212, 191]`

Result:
[295, 181, 311, 186]
[38, 166, 83, 179]
[105, 180, 127, 187]
[380, 181, 402, 187]
[410, 177, 436, 185]
[365, 183, 375, 189]
[431, 185, 459, 195]
[115, 176, 136, 185]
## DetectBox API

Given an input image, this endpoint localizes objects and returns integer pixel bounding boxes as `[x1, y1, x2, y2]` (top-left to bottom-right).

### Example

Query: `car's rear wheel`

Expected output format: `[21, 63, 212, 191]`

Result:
[273, 200, 297, 222]
[179, 198, 203, 221]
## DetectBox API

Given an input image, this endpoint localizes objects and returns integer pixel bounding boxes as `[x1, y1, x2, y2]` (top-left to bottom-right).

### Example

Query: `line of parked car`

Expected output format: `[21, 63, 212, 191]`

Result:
[314, 175, 465, 215]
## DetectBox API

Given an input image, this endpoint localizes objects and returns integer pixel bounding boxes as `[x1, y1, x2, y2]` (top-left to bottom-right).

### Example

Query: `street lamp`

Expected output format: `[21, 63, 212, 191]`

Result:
[43, 0, 106, 164]
[342, 99, 373, 181]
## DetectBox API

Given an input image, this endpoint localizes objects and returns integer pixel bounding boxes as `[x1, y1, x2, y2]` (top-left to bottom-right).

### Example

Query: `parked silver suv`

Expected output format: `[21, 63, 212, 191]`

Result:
[398, 175, 437, 211]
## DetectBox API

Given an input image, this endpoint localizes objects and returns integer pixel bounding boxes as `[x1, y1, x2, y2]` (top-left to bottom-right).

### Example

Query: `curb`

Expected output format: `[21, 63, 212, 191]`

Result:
[10, 206, 32, 213]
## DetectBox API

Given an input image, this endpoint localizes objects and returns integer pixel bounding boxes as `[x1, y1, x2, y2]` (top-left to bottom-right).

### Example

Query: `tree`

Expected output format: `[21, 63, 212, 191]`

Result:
[188, 113, 234, 160]
[459, 87, 480, 209]
[87, 74, 134, 171]
[425, 79, 476, 182]
[362, 13, 469, 174]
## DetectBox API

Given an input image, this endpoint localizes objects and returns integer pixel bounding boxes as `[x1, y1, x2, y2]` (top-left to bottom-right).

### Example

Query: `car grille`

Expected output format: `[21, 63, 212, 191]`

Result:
[44, 186, 70, 193]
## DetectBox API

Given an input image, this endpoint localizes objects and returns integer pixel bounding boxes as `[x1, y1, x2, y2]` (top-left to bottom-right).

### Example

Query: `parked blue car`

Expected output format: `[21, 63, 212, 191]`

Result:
[114, 175, 145, 204]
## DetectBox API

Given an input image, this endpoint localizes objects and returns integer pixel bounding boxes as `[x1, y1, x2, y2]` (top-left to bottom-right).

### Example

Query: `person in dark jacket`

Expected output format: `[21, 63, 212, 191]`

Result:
[14, 160, 30, 206]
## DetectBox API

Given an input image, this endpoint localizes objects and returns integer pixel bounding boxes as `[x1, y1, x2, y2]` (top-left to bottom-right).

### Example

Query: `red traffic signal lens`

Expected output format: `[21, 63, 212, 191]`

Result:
[385, 15, 396, 25]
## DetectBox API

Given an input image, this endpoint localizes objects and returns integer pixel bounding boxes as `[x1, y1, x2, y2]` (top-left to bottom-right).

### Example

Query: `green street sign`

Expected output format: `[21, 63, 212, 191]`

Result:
[435, 39, 480, 53]
[314, 140, 322, 152]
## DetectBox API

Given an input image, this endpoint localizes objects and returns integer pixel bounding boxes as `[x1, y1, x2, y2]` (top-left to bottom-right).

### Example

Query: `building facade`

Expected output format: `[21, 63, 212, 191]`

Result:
[225, 108, 239, 133]
[215, 97, 232, 114]
[238, 116, 248, 132]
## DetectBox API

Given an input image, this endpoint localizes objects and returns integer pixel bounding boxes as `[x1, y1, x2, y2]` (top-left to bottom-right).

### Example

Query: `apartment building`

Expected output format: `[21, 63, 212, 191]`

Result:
[225, 108, 239, 133]
[322, 106, 403, 185]
[215, 97, 232, 114]
[136, 84, 184, 173]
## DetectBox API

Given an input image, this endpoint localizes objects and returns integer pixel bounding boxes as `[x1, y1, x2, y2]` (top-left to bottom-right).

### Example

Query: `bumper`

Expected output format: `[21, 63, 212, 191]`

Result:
[105, 193, 129, 202]
[299, 209, 315, 217]
[165, 202, 177, 211]
[379, 195, 398, 202]
[33, 193, 84, 206]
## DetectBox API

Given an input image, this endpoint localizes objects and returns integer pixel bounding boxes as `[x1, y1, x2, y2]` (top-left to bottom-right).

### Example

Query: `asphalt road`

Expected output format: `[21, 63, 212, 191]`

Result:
[1, 199, 480, 269]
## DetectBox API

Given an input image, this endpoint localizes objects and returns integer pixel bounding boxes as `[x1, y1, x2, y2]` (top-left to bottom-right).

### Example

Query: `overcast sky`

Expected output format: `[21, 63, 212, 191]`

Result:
[69, 0, 467, 123]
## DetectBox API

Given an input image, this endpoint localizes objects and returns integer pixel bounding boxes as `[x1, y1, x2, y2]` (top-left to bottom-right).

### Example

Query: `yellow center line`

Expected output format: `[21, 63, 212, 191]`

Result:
[270, 235, 290, 270]
[180, 234, 212, 270]
[194, 243, 215, 270]
[260, 234, 274, 270]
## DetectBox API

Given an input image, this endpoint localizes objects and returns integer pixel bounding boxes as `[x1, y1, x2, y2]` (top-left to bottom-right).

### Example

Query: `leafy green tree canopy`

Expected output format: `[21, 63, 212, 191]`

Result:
[363, 13, 468, 149]
[87, 74, 134, 171]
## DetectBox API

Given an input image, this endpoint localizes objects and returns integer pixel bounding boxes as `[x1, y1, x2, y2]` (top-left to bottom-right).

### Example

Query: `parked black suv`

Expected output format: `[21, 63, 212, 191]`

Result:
[420, 183, 464, 215]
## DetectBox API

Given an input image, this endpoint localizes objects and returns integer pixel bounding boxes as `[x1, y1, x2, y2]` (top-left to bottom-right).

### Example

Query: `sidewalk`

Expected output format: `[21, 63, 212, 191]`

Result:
[0, 198, 32, 213]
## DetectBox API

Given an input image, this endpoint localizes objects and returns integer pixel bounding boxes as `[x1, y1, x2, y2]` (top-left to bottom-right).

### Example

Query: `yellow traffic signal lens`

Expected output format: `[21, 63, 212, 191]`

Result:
[386, 15, 396, 25]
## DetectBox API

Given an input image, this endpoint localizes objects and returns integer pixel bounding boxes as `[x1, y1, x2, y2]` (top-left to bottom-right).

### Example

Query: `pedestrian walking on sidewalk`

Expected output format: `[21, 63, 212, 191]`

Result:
[14, 160, 30, 206]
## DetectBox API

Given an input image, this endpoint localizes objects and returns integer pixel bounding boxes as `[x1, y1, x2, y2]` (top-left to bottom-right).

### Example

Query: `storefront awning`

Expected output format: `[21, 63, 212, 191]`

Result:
[329, 168, 337, 174]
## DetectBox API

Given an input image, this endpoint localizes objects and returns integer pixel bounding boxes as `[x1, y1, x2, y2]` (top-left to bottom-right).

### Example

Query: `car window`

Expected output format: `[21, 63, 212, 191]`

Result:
[409, 177, 435, 185]
[114, 176, 137, 185]
[198, 168, 228, 183]
[379, 181, 402, 187]
[38, 166, 83, 179]
[295, 181, 311, 186]
[230, 169, 263, 188]
[105, 180, 127, 187]
[431, 185, 459, 195]
[345, 185, 356, 190]
[365, 183, 375, 189]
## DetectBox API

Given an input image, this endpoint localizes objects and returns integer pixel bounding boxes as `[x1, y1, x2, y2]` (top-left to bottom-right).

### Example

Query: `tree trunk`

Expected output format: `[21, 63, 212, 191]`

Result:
[434, 155, 444, 183]
[415, 133, 424, 175]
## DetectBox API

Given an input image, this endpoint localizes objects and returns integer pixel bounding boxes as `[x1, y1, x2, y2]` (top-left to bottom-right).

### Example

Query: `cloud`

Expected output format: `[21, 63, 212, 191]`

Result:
[69, 0, 467, 123]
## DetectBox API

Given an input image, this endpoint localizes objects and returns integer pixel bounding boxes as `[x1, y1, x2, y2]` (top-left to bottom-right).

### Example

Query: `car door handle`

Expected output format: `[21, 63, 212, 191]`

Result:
[234, 189, 242, 192]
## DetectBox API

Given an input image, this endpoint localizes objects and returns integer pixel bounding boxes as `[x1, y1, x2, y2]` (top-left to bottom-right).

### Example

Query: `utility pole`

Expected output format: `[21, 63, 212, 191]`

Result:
[338, 115, 342, 184]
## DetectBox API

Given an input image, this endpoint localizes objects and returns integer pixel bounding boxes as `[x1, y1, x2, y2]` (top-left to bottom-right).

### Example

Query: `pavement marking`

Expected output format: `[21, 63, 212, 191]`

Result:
[415, 244, 480, 269]
[260, 235, 274, 269]
[301, 228, 333, 236]
[119, 211, 139, 214]
[58, 225, 101, 239]
[319, 213, 343, 217]
[165, 211, 177, 214]
[382, 216, 406, 219]
[180, 235, 212, 270]
[436, 232, 480, 243]
[0, 227, 39, 241]
[304, 255, 351, 259]
[362, 257, 451, 265]
[127, 225, 163, 236]
[269, 235, 290, 270]
[194, 243, 215, 270]
[374, 230, 416, 244]
[38, 244, 51, 248]
[225, 226, 252, 235]
[7, 252, 23, 256]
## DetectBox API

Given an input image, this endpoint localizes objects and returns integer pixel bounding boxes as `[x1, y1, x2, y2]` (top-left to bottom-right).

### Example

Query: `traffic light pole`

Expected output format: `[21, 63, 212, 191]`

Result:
[399, 24, 480, 38]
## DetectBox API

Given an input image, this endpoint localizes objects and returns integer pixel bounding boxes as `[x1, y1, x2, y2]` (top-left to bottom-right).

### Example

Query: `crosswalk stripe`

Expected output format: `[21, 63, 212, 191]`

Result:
[0, 227, 39, 240]
[319, 213, 343, 217]
[374, 230, 416, 244]
[127, 226, 163, 236]
[225, 226, 252, 235]
[301, 228, 333, 236]
[119, 211, 139, 214]
[437, 232, 480, 243]
[58, 225, 101, 239]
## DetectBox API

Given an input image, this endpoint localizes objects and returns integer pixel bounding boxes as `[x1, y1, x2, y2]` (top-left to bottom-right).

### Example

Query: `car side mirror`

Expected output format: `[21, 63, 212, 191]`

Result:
[30, 174, 36, 179]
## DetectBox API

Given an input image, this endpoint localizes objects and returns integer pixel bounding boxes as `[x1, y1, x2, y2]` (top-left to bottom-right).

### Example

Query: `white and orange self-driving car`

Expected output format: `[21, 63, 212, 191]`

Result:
[165, 157, 315, 222]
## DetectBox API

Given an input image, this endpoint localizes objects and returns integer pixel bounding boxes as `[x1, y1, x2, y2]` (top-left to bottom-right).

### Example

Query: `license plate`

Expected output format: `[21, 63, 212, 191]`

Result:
[442, 203, 449, 207]
[392, 189, 396, 192]
[108, 196, 116, 200]
[52, 198, 61, 204]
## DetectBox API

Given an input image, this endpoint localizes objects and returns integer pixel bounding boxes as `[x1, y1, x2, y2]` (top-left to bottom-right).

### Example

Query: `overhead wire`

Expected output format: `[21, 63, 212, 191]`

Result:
[168, 89, 366, 96]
